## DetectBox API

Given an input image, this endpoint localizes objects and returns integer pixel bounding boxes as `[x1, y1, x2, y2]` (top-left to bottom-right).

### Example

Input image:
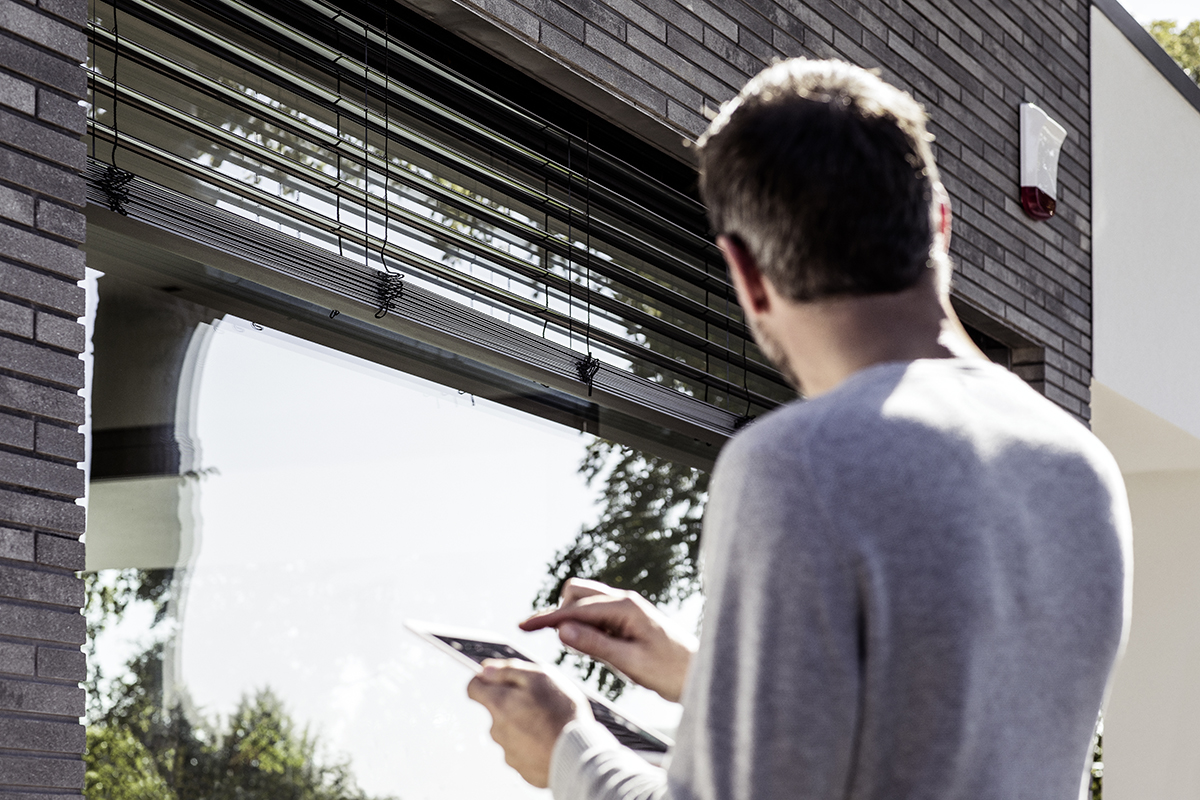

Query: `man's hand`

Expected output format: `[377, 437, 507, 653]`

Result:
[466, 659, 592, 788]
[521, 578, 698, 703]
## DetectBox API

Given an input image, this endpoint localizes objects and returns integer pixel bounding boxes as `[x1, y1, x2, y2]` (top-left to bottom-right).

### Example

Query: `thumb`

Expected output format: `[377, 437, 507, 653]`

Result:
[558, 621, 636, 667]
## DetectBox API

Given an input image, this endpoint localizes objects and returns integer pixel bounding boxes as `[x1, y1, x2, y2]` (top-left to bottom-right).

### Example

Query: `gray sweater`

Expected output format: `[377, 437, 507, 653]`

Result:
[550, 358, 1131, 800]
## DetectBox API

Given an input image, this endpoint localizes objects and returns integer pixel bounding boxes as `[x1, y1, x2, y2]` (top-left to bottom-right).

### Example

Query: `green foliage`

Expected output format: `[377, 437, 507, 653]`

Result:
[85, 572, 389, 800]
[536, 439, 708, 698]
[1147, 19, 1200, 84]
[84, 570, 173, 721]
[86, 724, 176, 800]
[1089, 720, 1104, 800]
[87, 688, 378, 800]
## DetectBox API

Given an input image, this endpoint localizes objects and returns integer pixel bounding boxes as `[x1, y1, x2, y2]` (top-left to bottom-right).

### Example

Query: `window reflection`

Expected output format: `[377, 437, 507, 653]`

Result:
[86, 313, 697, 799]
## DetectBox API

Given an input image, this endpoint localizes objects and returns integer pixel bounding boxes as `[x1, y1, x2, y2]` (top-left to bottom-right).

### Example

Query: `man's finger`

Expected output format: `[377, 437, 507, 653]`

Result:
[467, 673, 503, 710]
[477, 659, 538, 686]
[557, 620, 637, 668]
[522, 580, 613, 632]
[521, 594, 639, 634]
[559, 577, 615, 603]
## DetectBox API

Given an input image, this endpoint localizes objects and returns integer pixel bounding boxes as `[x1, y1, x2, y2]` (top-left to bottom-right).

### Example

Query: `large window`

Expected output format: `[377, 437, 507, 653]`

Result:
[84, 1, 726, 797]
[86, 304, 704, 798]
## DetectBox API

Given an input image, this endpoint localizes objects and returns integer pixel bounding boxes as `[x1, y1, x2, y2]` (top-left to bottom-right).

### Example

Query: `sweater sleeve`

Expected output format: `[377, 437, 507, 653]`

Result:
[549, 720, 669, 800]
[549, 410, 859, 800]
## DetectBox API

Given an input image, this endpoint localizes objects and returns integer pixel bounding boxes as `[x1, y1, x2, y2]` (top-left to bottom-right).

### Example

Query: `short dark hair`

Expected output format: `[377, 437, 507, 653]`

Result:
[697, 59, 941, 301]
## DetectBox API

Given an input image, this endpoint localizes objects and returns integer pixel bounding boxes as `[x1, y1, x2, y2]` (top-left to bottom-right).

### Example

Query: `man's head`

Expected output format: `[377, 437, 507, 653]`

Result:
[697, 59, 943, 302]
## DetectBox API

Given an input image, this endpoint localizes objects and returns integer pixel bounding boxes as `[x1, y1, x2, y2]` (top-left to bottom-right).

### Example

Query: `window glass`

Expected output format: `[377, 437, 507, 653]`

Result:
[86, 313, 704, 800]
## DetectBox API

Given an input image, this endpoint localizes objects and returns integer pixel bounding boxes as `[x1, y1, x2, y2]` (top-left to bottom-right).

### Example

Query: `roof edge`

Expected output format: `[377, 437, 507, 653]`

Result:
[1092, 0, 1200, 117]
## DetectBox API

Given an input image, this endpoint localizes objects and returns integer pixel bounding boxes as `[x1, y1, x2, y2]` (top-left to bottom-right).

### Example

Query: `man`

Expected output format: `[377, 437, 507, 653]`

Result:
[468, 59, 1131, 800]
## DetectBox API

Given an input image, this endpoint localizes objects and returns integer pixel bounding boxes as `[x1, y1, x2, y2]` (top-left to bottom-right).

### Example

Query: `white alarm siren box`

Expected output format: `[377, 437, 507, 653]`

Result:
[1019, 102, 1067, 220]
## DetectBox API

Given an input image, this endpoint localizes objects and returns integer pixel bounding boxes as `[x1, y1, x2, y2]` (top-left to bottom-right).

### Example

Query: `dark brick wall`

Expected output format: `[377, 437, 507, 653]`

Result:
[430, 0, 1094, 419]
[0, 0, 89, 794]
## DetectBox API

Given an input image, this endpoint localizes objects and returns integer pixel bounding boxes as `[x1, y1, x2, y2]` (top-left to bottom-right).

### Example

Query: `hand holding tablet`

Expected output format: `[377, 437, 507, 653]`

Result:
[405, 620, 672, 758]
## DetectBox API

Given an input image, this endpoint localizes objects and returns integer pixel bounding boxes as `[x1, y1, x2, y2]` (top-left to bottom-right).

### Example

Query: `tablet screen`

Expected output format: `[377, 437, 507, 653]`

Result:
[408, 621, 671, 756]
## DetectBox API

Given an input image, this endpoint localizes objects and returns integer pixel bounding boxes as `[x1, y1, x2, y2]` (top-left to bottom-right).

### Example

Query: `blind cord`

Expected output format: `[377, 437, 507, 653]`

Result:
[375, 4, 405, 319]
[98, 0, 133, 215]
[574, 126, 600, 396]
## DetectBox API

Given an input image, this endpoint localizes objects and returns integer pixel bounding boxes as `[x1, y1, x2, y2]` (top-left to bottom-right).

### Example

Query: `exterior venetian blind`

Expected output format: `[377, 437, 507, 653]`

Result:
[86, 0, 793, 442]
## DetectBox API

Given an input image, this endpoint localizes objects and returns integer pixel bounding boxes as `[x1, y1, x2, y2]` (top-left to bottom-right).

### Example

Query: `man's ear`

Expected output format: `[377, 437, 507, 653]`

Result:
[933, 182, 952, 253]
[718, 235, 771, 315]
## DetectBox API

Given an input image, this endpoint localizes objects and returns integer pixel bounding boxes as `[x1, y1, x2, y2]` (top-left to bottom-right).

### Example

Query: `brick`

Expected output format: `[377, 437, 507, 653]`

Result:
[34, 534, 81, 571]
[35, 647, 82, 681]
[0, 184, 34, 227]
[33, 422, 80, 462]
[0, 109, 86, 174]
[661, 6, 702, 41]
[0, 487, 84, 535]
[33, 313, 82, 352]
[561, 0, 625, 39]
[0, 153, 81, 212]
[0, 72, 36, 116]
[37, 0, 85, 27]
[0, 600, 82, 644]
[0, 527, 33, 561]
[0, 563, 82, 607]
[34, 89, 83, 136]
[0, 264, 85, 317]
[773, 0, 834, 43]
[1012, 362, 1045, 383]
[0, 374, 85, 425]
[536, 25, 665, 115]
[0, 0, 87, 62]
[0, 677, 84, 716]
[606, 0, 666, 39]
[667, 97, 706, 136]
[594, 25, 706, 106]
[628, 25, 727, 102]
[730, 0, 783, 45]
[33, 200, 83, 245]
[0, 337, 84, 389]
[529, 0, 585, 41]
[736, 25, 780, 64]
[0, 224, 86, 280]
[0, 715, 84, 754]
[0, 298, 34, 339]
[681, 0, 738, 41]
[0, 34, 86, 100]
[702, 24, 767, 82]
[0, 753, 85, 789]
[886, 29, 960, 102]
[0, 450, 83, 498]
[0, 412, 34, 450]
[475, 0, 540, 40]
[0, 642, 35, 675]
[770, 24, 804, 58]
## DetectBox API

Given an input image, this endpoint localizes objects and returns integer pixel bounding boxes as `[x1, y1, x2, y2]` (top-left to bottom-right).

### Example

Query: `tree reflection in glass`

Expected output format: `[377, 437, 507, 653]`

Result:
[536, 441, 709, 699]
[84, 571, 389, 800]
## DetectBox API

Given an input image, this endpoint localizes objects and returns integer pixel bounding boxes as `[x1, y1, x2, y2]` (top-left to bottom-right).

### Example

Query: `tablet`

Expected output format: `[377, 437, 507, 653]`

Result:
[406, 620, 673, 760]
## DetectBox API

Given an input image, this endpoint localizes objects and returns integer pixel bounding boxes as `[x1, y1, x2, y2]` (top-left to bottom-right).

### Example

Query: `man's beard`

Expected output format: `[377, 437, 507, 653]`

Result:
[748, 318, 802, 396]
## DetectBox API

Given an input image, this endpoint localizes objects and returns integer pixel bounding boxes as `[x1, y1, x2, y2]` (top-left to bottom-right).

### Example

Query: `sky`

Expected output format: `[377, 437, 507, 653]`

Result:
[1116, 0, 1200, 23]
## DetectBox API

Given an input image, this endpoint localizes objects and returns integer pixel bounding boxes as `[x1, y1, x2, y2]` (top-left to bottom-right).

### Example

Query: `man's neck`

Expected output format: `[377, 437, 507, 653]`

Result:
[766, 270, 984, 398]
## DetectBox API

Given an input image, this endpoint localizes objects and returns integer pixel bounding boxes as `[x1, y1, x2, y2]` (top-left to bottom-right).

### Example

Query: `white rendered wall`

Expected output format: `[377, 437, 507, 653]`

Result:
[1091, 8, 1200, 799]
[1092, 8, 1200, 437]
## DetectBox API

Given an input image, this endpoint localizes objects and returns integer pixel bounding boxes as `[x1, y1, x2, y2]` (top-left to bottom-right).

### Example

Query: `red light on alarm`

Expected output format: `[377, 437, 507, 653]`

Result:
[1020, 186, 1056, 220]
[1019, 103, 1067, 222]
